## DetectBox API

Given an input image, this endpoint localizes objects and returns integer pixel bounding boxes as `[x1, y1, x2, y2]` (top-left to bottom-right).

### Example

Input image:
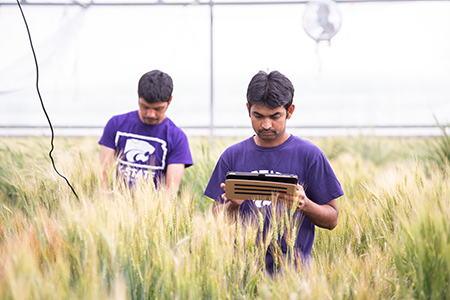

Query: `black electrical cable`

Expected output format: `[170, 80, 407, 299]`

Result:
[16, 0, 80, 201]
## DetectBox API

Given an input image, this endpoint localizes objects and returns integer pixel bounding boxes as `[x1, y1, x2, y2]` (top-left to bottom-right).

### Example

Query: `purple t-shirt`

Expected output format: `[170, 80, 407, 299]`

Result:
[204, 135, 343, 259]
[99, 111, 193, 187]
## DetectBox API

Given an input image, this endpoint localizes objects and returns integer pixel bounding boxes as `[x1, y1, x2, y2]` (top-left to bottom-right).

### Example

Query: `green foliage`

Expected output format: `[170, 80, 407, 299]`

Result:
[180, 137, 241, 212]
[421, 122, 450, 173]
[391, 210, 450, 299]
[0, 135, 449, 299]
[314, 135, 418, 166]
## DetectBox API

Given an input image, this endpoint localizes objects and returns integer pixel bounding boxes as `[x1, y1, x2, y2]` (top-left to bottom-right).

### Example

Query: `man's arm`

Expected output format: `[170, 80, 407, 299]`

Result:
[279, 184, 339, 230]
[165, 163, 185, 195]
[300, 198, 338, 230]
[99, 145, 116, 189]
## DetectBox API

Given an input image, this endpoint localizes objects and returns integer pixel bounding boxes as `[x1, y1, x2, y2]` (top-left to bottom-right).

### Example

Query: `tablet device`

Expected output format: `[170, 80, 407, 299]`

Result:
[225, 172, 298, 201]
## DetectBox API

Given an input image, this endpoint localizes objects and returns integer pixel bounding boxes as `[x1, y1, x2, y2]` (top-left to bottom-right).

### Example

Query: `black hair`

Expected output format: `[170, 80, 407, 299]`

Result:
[246, 70, 294, 112]
[138, 70, 173, 104]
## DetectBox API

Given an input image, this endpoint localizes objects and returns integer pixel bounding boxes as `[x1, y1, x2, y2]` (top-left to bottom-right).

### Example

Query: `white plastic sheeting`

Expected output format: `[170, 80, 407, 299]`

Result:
[0, 1, 449, 136]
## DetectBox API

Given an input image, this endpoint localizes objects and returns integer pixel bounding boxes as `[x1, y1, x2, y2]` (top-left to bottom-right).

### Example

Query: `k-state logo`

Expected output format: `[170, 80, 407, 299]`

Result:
[124, 139, 155, 164]
[115, 131, 168, 170]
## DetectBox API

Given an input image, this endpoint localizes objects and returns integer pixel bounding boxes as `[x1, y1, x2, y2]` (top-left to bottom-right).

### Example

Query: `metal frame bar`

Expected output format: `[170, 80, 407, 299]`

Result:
[1, 0, 449, 5]
[0, 125, 444, 129]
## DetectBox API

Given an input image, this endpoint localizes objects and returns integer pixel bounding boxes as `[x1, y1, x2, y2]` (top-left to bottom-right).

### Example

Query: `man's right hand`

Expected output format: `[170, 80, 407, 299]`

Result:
[212, 183, 244, 221]
[220, 182, 244, 206]
[99, 145, 116, 189]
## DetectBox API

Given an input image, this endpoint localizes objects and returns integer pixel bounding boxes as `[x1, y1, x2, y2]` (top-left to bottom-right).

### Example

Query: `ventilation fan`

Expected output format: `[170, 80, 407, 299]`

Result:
[302, 0, 342, 42]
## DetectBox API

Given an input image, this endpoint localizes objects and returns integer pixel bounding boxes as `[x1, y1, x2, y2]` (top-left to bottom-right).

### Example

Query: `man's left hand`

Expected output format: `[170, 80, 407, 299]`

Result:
[277, 184, 308, 212]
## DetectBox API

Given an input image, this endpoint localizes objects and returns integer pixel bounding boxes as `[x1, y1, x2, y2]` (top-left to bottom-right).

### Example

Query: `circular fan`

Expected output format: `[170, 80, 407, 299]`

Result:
[302, 0, 342, 42]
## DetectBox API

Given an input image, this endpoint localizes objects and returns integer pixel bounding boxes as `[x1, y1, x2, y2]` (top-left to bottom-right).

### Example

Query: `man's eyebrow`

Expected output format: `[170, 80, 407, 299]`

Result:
[252, 111, 282, 117]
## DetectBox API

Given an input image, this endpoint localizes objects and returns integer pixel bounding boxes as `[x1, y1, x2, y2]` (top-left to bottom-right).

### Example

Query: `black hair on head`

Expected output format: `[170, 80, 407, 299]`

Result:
[138, 70, 173, 104]
[246, 70, 294, 112]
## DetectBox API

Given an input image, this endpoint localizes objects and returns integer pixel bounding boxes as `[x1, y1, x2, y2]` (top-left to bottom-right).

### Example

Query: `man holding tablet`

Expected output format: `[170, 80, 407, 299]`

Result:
[204, 70, 344, 275]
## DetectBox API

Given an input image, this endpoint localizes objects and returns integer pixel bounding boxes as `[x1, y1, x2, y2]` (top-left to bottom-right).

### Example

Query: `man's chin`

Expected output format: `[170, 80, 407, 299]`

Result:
[144, 119, 159, 125]
[257, 133, 276, 141]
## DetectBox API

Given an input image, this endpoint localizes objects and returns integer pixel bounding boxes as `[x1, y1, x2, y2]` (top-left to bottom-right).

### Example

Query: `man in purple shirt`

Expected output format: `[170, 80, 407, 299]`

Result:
[204, 70, 344, 275]
[99, 70, 193, 193]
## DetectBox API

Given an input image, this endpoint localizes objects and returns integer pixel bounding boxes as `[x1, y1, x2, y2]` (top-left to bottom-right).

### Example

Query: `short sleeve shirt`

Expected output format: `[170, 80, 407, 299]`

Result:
[99, 111, 193, 187]
[204, 135, 343, 258]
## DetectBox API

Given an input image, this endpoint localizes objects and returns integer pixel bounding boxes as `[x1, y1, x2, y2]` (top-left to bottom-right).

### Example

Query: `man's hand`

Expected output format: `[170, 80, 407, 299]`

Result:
[277, 184, 307, 212]
[212, 183, 244, 222]
[277, 184, 339, 230]
[220, 182, 244, 206]
[99, 145, 116, 189]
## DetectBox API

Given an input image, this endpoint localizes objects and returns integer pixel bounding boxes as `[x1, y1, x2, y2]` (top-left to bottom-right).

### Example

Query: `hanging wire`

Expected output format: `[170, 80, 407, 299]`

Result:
[15, 0, 80, 201]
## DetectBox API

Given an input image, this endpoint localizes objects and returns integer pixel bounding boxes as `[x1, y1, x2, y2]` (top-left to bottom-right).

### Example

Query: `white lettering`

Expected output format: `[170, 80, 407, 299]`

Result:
[255, 200, 272, 208]
[118, 164, 153, 182]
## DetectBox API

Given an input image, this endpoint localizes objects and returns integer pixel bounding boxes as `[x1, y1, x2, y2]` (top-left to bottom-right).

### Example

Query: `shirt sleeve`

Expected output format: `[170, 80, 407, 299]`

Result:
[98, 117, 116, 149]
[204, 154, 230, 203]
[166, 130, 193, 168]
[305, 151, 344, 205]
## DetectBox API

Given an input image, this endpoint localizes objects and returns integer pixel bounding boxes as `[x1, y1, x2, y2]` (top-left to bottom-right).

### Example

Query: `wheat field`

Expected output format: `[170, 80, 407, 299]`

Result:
[0, 133, 449, 299]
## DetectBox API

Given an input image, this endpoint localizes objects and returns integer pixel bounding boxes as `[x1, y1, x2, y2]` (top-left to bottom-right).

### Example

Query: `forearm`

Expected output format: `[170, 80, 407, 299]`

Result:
[300, 199, 338, 230]
[165, 176, 182, 195]
[101, 169, 108, 189]
[165, 164, 185, 195]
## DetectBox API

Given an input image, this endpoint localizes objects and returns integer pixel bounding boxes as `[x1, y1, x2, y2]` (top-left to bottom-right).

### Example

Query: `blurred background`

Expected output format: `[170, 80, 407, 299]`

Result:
[0, 0, 449, 137]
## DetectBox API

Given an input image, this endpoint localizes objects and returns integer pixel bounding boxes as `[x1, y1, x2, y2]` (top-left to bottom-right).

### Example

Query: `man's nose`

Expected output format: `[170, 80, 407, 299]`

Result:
[262, 119, 272, 130]
[146, 109, 156, 118]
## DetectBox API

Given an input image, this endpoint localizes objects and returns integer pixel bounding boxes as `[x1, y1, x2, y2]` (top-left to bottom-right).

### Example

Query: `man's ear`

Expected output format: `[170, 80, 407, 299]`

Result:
[246, 103, 251, 116]
[287, 104, 295, 119]
[168, 96, 173, 105]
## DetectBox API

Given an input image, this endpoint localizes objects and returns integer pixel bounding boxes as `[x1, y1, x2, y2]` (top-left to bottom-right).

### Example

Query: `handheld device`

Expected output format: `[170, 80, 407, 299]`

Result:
[225, 171, 298, 201]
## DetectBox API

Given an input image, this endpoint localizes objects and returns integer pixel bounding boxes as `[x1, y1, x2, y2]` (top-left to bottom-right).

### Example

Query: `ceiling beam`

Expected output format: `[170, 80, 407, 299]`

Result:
[1, 0, 448, 6]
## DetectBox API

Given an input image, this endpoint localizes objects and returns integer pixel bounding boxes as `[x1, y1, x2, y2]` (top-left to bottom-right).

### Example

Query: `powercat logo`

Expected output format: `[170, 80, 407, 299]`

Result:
[115, 132, 168, 182]
[124, 139, 156, 165]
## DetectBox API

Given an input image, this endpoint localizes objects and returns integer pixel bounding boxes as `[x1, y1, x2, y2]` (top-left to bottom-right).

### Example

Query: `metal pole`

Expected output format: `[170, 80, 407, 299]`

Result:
[209, 0, 214, 143]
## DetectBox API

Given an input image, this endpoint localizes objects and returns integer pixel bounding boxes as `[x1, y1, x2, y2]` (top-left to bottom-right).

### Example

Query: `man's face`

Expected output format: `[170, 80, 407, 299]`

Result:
[138, 97, 171, 125]
[247, 103, 295, 147]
